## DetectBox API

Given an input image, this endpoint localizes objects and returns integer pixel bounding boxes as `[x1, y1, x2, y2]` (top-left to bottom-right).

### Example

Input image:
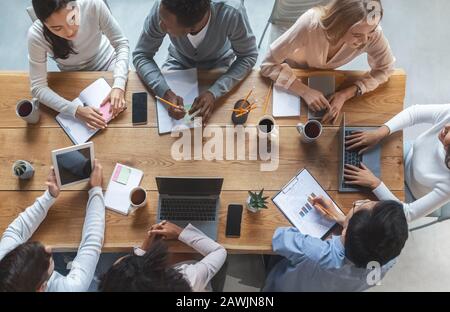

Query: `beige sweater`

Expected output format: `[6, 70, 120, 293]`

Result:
[260, 9, 395, 94]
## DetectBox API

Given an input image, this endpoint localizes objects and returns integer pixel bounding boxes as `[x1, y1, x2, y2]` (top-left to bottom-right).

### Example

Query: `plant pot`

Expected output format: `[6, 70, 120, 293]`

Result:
[12, 160, 35, 180]
[246, 196, 261, 213]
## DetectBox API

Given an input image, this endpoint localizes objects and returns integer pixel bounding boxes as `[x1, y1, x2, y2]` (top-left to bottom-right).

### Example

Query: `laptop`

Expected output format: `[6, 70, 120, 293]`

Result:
[156, 177, 224, 240]
[338, 114, 381, 192]
[308, 76, 335, 120]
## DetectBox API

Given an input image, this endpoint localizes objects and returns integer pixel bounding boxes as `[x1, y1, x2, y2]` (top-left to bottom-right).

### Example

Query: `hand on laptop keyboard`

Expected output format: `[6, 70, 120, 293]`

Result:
[345, 126, 390, 154]
[343, 163, 381, 190]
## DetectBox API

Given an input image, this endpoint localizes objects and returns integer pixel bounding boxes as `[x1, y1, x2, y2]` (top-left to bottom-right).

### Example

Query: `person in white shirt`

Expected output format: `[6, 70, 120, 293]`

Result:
[29, 0, 130, 129]
[99, 221, 227, 292]
[343, 104, 450, 222]
[0, 161, 105, 292]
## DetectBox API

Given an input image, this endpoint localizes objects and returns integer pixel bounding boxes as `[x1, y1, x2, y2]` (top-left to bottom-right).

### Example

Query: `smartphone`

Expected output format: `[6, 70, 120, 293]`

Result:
[226, 204, 243, 237]
[132, 92, 148, 125]
[308, 76, 335, 120]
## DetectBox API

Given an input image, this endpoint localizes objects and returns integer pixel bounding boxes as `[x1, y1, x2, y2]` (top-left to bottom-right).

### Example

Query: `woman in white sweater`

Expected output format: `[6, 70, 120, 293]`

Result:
[29, 0, 130, 129]
[99, 221, 227, 292]
[0, 163, 105, 292]
[343, 104, 450, 222]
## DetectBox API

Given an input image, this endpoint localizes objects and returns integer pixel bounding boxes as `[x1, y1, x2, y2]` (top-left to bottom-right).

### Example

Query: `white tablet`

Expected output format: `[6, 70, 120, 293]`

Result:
[51, 142, 95, 188]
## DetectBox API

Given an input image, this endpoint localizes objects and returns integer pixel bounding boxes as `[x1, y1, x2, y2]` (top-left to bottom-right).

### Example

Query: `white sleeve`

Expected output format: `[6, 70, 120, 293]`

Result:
[177, 224, 227, 292]
[0, 191, 56, 260]
[384, 104, 450, 134]
[49, 187, 105, 292]
[27, 27, 81, 117]
[96, 0, 130, 91]
[373, 182, 450, 223]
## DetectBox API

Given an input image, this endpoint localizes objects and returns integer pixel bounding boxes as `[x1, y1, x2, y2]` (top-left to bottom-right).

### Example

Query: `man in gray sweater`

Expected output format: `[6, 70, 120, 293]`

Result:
[133, 0, 258, 123]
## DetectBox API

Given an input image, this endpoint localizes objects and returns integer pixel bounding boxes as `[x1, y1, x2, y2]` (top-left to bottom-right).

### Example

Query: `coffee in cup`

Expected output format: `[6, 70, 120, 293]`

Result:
[296, 120, 323, 143]
[257, 115, 278, 142]
[130, 187, 147, 209]
[16, 99, 40, 124]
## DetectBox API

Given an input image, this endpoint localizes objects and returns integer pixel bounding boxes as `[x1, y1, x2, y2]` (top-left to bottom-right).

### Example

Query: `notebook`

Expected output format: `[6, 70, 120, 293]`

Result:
[272, 86, 301, 117]
[156, 69, 202, 135]
[272, 168, 345, 239]
[104, 163, 144, 215]
[56, 78, 113, 145]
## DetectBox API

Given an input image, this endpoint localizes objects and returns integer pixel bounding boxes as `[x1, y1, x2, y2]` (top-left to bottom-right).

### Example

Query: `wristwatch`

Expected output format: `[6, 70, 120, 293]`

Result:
[354, 84, 363, 97]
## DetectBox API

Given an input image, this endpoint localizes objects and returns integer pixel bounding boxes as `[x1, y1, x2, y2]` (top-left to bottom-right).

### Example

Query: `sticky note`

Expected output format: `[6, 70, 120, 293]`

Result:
[113, 165, 131, 185]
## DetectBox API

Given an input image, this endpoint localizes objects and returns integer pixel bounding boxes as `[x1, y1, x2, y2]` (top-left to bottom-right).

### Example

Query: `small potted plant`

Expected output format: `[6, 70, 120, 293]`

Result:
[247, 189, 269, 213]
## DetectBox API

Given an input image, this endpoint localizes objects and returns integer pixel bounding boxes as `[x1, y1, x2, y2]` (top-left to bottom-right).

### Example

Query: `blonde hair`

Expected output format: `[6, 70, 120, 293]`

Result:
[316, 0, 383, 45]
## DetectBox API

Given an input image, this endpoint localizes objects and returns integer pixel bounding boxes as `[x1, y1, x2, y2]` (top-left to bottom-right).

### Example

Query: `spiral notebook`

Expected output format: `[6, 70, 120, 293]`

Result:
[272, 168, 345, 239]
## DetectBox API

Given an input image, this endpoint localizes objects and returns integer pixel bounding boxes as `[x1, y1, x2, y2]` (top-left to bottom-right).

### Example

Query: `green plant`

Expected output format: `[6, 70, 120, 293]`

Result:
[248, 189, 269, 210]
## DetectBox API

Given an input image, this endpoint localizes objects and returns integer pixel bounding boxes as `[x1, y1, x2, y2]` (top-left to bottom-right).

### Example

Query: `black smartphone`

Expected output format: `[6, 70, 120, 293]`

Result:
[132, 92, 148, 125]
[226, 204, 243, 237]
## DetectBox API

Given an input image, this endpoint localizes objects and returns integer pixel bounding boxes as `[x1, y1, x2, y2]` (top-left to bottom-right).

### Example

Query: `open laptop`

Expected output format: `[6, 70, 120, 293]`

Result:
[338, 114, 382, 192]
[156, 177, 224, 240]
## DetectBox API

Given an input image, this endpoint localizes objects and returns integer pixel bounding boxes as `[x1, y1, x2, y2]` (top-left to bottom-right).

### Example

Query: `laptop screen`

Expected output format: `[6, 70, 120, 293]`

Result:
[156, 177, 224, 196]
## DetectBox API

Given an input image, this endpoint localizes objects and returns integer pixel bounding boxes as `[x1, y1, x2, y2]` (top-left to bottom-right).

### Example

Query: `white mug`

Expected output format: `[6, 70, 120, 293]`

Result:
[257, 115, 279, 142]
[16, 99, 40, 124]
[129, 186, 147, 209]
[296, 120, 323, 143]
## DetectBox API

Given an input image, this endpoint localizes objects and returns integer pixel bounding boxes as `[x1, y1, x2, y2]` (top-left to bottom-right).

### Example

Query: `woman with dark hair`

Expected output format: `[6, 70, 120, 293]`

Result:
[344, 104, 450, 223]
[99, 221, 227, 292]
[261, 0, 395, 124]
[29, 0, 130, 129]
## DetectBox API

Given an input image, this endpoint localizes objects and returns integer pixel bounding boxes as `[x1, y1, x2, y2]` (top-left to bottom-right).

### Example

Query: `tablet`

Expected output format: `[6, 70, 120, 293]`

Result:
[51, 142, 95, 188]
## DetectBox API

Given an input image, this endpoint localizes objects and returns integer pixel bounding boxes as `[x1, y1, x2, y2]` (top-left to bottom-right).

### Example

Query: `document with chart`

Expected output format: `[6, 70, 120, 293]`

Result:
[272, 168, 345, 238]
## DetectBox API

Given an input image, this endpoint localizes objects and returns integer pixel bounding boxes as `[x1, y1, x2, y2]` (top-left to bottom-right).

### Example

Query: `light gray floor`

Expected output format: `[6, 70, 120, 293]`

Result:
[2, 0, 450, 292]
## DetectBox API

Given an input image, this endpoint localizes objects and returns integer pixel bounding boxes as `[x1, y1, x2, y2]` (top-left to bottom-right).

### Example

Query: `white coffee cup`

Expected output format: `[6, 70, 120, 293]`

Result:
[129, 186, 147, 209]
[296, 120, 323, 143]
[16, 99, 40, 124]
[257, 115, 279, 142]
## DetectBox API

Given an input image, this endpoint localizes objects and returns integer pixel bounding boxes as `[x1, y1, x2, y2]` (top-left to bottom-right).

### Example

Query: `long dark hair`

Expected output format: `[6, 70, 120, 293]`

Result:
[0, 242, 52, 292]
[99, 240, 192, 292]
[446, 149, 450, 170]
[32, 0, 78, 60]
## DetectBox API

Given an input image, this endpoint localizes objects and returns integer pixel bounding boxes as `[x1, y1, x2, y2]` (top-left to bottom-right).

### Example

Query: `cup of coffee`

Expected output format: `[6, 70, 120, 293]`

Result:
[16, 99, 40, 124]
[296, 120, 323, 143]
[130, 186, 147, 209]
[257, 115, 279, 142]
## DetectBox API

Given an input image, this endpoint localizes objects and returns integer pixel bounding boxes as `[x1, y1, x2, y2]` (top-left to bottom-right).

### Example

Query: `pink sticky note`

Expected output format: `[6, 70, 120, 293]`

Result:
[100, 102, 113, 122]
[112, 165, 122, 182]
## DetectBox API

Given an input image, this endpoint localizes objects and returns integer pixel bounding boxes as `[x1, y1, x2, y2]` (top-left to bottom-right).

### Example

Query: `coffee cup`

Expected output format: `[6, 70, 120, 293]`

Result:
[257, 115, 279, 142]
[130, 186, 147, 209]
[296, 120, 322, 143]
[16, 99, 40, 124]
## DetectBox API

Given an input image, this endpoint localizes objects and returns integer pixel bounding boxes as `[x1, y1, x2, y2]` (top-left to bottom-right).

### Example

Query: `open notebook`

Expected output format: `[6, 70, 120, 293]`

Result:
[272, 86, 301, 117]
[272, 168, 345, 239]
[56, 78, 113, 145]
[156, 69, 202, 135]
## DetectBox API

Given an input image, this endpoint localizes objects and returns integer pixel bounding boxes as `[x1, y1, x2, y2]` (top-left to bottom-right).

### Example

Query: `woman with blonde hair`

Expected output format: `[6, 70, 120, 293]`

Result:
[261, 0, 395, 123]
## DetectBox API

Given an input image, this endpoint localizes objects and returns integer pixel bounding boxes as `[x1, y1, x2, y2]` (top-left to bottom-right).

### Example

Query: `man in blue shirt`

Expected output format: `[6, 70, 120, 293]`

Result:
[264, 196, 408, 292]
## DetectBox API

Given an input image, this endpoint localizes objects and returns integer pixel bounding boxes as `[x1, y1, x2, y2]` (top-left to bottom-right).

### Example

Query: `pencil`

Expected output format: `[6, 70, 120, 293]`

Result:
[243, 89, 253, 103]
[263, 82, 273, 114]
[155, 96, 184, 110]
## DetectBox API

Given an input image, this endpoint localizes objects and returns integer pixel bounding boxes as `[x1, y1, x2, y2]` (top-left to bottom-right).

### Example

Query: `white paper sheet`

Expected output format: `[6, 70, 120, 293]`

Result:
[272, 169, 344, 238]
[156, 69, 201, 134]
[272, 86, 301, 117]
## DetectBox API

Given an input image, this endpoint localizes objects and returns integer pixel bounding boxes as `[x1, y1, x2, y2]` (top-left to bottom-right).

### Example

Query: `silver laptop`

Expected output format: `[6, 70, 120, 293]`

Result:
[156, 177, 223, 240]
[338, 114, 381, 192]
[308, 76, 335, 120]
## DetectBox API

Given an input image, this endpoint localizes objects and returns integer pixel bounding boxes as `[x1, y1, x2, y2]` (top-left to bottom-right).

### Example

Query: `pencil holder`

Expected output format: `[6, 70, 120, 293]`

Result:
[12, 160, 35, 180]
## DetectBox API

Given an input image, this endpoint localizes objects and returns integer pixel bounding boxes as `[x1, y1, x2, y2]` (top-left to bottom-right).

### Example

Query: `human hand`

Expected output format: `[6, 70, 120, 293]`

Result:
[45, 167, 60, 198]
[149, 221, 183, 240]
[189, 91, 216, 124]
[302, 87, 330, 112]
[75, 106, 107, 130]
[344, 163, 381, 190]
[345, 126, 390, 154]
[164, 90, 186, 120]
[102, 88, 126, 118]
[89, 159, 103, 188]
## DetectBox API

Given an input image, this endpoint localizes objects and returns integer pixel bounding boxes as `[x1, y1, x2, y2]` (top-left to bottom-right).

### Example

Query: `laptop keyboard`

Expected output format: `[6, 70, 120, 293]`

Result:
[343, 130, 363, 189]
[160, 198, 217, 221]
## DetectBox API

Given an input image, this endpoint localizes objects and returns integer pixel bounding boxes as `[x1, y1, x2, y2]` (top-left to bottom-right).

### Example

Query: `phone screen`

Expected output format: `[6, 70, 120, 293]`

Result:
[226, 204, 243, 237]
[132, 92, 148, 125]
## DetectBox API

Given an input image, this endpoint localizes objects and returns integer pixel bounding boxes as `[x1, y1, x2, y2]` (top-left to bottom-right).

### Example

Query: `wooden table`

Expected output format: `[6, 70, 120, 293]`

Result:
[0, 69, 406, 253]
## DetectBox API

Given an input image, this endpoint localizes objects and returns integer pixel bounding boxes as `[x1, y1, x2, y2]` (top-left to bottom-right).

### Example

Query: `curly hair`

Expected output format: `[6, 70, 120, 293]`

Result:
[161, 0, 211, 27]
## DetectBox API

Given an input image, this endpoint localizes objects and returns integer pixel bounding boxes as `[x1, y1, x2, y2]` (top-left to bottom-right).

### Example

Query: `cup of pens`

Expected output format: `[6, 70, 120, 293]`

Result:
[12, 160, 35, 180]
[232, 89, 258, 125]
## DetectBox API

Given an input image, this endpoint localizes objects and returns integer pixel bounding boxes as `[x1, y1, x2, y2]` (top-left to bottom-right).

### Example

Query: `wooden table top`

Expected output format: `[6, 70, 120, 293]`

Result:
[0, 69, 406, 254]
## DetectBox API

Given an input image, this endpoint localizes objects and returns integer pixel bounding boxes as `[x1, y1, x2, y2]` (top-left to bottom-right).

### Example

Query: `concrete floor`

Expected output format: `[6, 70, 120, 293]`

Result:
[2, 0, 450, 292]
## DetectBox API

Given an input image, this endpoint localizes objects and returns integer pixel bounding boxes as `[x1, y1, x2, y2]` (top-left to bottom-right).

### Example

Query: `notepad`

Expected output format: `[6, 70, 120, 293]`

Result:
[272, 86, 301, 117]
[105, 164, 144, 215]
[56, 78, 112, 145]
[272, 168, 345, 239]
[156, 69, 202, 135]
